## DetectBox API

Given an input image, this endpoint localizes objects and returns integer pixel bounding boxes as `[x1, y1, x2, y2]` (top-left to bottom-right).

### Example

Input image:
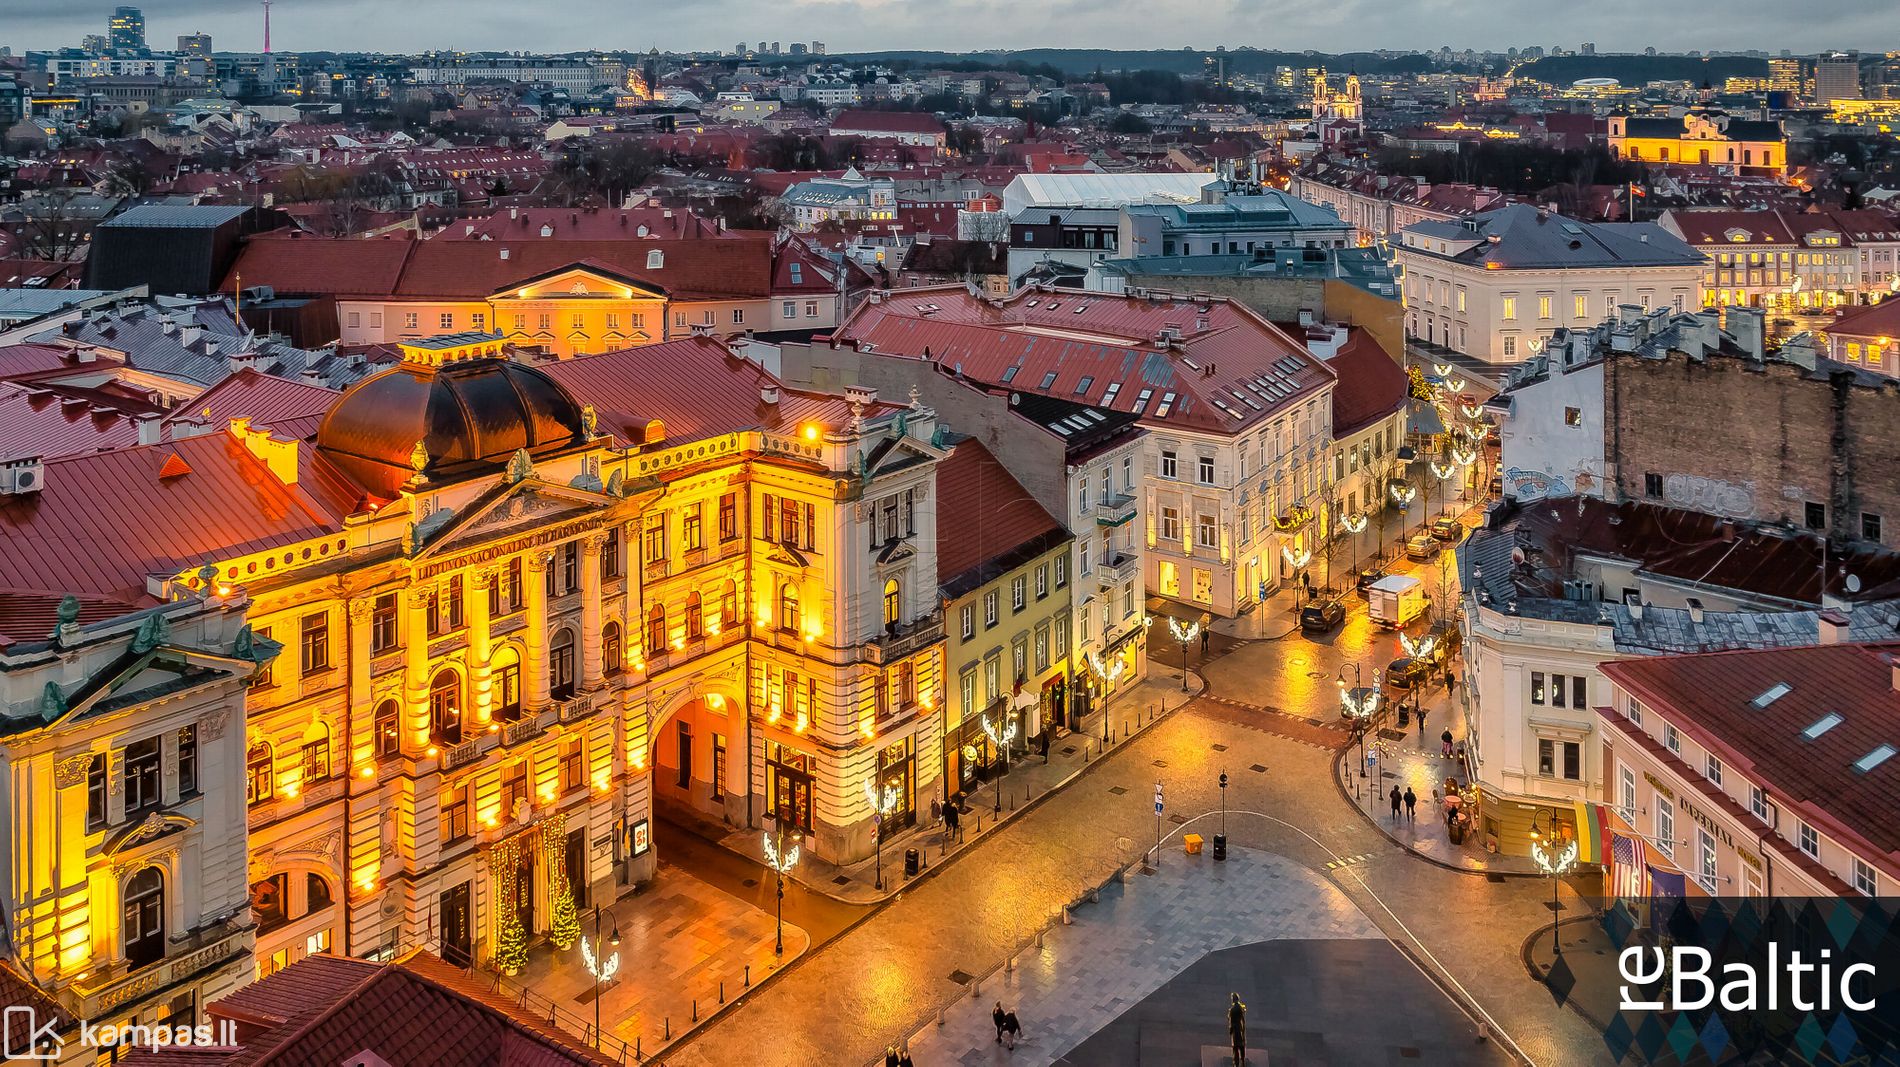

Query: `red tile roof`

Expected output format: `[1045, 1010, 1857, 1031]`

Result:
[831, 110, 947, 136]
[227, 233, 787, 302]
[833, 285, 1333, 435]
[0, 342, 123, 382]
[437, 205, 731, 242]
[1319, 326, 1408, 437]
[539, 335, 866, 445]
[0, 431, 351, 638]
[1602, 642, 1900, 877]
[119, 950, 614, 1067]
[934, 437, 1067, 592]
[165, 369, 341, 434]
[0, 381, 146, 461]
[1825, 298, 1900, 341]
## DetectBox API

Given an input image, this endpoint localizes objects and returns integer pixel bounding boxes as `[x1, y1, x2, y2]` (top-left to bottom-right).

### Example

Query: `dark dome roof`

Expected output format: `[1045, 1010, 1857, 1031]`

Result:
[316, 358, 586, 499]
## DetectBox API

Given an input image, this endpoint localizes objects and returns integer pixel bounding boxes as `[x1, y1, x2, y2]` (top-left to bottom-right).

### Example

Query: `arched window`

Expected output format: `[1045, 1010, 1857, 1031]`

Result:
[374, 700, 401, 758]
[246, 742, 273, 804]
[306, 872, 334, 912]
[492, 649, 522, 721]
[430, 669, 462, 745]
[124, 867, 165, 968]
[883, 578, 901, 631]
[720, 579, 739, 631]
[550, 629, 576, 700]
[646, 603, 667, 654]
[779, 583, 800, 633]
[603, 622, 624, 677]
[685, 592, 703, 640]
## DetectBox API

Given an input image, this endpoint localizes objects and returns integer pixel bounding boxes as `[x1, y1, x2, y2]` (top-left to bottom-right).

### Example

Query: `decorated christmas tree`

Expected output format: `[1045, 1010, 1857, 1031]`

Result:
[548, 881, 581, 951]
[493, 910, 529, 974]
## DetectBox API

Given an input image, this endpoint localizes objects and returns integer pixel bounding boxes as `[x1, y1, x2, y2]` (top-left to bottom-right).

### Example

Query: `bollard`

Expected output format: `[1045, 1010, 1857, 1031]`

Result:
[1035, 930, 1045, 947]
[1123, 723, 1129, 738]
[1006, 953, 1015, 973]
[1089, 887, 1100, 902]
[692, 1000, 698, 1023]
[938, 1007, 947, 1027]
[744, 965, 750, 988]
[1061, 906, 1073, 925]
[971, 978, 982, 999]
[719, 981, 725, 1004]
[664, 1018, 671, 1040]
[636, 1037, 641, 1060]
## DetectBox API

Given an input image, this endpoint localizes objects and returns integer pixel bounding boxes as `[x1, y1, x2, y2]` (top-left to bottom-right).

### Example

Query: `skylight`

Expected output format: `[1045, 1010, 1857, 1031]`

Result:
[1751, 682, 1793, 708]
[1855, 744, 1896, 773]
[1131, 389, 1153, 414]
[1073, 376, 1094, 396]
[1802, 712, 1843, 740]
[1100, 383, 1121, 407]
[1039, 371, 1059, 389]
[1154, 392, 1176, 417]
[1001, 365, 1020, 383]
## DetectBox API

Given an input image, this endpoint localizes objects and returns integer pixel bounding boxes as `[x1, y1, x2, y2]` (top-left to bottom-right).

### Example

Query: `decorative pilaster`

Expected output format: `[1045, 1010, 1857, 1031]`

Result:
[524, 552, 553, 709]
[580, 533, 606, 688]
[468, 568, 495, 725]
[347, 598, 376, 767]
[403, 587, 432, 749]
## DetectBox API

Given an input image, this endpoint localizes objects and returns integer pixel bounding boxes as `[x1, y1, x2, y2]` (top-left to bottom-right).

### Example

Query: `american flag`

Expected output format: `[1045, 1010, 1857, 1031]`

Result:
[1611, 832, 1638, 869]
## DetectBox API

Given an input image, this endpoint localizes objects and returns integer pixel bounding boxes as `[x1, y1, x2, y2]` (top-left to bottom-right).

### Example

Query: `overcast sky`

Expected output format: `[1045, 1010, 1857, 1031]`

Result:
[0, 0, 1892, 57]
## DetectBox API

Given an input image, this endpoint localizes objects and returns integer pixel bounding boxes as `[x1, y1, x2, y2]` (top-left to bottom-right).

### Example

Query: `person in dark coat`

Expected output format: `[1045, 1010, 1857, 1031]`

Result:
[885, 1046, 901, 1067]
[1002, 1008, 1022, 1050]
[1228, 992, 1247, 1065]
[1416, 705, 1429, 735]
[897, 1044, 914, 1067]
[992, 1002, 1006, 1044]
[1039, 728, 1051, 763]
[944, 801, 961, 843]
[1441, 728, 1455, 758]
[1389, 785, 1403, 821]
[1403, 786, 1418, 821]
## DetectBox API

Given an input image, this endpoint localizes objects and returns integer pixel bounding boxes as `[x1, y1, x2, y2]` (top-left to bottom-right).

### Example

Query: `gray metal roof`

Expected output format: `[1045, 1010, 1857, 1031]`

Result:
[0, 288, 118, 325]
[98, 204, 252, 230]
[1407, 203, 1703, 269]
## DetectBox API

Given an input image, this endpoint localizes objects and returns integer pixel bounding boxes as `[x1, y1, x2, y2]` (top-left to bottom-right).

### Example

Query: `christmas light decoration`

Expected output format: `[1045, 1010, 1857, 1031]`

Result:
[1281, 545, 1312, 570]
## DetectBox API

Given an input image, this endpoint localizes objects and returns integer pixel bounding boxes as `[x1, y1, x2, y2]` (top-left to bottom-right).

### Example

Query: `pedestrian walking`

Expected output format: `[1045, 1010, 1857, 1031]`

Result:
[898, 1044, 914, 1067]
[1448, 670, 1458, 695]
[1002, 1008, 1022, 1050]
[1416, 706, 1428, 735]
[1440, 728, 1454, 758]
[992, 1002, 1006, 1044]
[1039, 728, 1051, 763]
[1228, 992, 1247, 1066]
[1404, 786, 1418, 821]
[885, 1045, 901, 1067]
[944, 800, 961, 842]
[1201, 627, 1212, 655]
[1388, 785, 1402, 821]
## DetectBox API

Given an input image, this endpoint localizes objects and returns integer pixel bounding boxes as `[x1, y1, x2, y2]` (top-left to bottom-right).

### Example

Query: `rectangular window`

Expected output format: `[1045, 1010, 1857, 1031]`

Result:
[442, 786, 470, 844]
[1797, 821, 1818, 858]
[1502, 297, 1517, 321]
[1196, 513, 1217, 548]
[1805, 501, 1826, 530]
[783, 301, 796, 318]
[300, 612, 330, 675]
[1011, 575, 1026, 612]
[1574, 294, 1588, 318]
[806, 300, 819, 318]
[123, 736, 162, 814]
[1656, 797, 1674, 858]
[1854, 858, 1878, 896]
[602, 527, 622, 579]
[561, 740, 586, 794]
[960, 604, 974, 640]
[1749, 785, 1769, 822]
[644, 514, 667, 563]
[1705, 754, 1723, 787]
[404, 312, 419, 330]
[1619, 764, 1636, 815]
[1160, 450, 1178, 479]
[1197, 455, 1215, 484]
[733, 309, 745, 325]
[87, 754, 108, 831]
[1665, 723, 1680, 754]
[984, 591, 998, 628]
[177, 725, 197, 795]
[1035, 565, 1048, 600]
[1563, 406, 1582, 427]
[1550, 675, 1566, 708]
[1160, 506, 1180, 541]
[1697, 829, 1717, 892]
[1864, 513, 1883, 542]
[302, 736, 331, 782]
[1502, 335, 1518, 357]
[1645, 472, 1663, 499]
[1530, 671, 1545, 705]
[1054, 553, 1068, 589]
[439, 312, 454, 330]
[682, 504, 704, 552]
[370, 593, 397, 654]
[719, 493, 738, 541]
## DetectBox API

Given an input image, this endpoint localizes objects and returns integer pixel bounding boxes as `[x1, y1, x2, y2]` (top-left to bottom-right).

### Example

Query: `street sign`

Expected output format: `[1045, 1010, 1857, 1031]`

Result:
[1154, 782, 1164, 814]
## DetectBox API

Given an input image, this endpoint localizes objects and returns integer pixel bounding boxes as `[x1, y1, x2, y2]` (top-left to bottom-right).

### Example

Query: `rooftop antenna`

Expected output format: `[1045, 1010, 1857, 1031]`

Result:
[262, 0, 272, 53]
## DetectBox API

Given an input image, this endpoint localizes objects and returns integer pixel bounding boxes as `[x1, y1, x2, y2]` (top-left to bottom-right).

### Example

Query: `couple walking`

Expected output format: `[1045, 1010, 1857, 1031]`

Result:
[1388, 785, 1418, 821]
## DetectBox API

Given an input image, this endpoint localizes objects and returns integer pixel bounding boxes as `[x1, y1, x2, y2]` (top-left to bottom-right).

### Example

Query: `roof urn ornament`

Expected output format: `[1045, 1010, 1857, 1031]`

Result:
[408, 439, 429, 475]
[506, 448, 534, 485]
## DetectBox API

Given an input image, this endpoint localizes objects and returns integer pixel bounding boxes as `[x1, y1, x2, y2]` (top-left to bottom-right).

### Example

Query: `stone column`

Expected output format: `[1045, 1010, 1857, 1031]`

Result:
[346, 598, 375, 767]
[524, 551, 553, 709]
[580, 532, 606, 688]
[467, 569, 494, 725]
[403, 587, 432, 750]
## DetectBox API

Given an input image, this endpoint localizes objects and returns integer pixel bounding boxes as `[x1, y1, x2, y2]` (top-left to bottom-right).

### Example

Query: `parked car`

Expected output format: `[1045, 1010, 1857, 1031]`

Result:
[1300, 598, 1345, 634]
[1405, 532, 1438, 561]
[1354, 568, 1385, 596]
[1431, 516, 1462, 542]
[1385, 656, 1429, 691]
[1429, 618, 1463, 659]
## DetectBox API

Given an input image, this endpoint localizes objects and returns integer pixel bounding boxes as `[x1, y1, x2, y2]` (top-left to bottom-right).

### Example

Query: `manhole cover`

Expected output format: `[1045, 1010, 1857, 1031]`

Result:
[1108, 785, 1128, 795]
[741, 878, 758, 888]
[1486, 873, 1506, 884]
[1250, 764, 1267, 773]
[1061, 746, 1077, 756]
[833, 875, 853, 887]
[1307, 671, 1326, 679]
[1139, 865, 1156, 876]
[1377, 728, 1406, 741]
[1169, 814, 1188, 825]
[1152, 759, 1168, 768]
[1210, 743, 1228, 752]
[947, 969, 975, 985]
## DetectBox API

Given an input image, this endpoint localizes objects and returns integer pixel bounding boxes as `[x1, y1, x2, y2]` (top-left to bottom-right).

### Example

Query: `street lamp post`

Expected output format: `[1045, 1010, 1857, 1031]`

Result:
[981, 711, 1019, 815]
[763, 826, 801, 956]
[1337, 665, 1380, 809]
[1282, 545, 1313, 611]
[1085, 650, 1125, 747]
[1166, 617, 1201, 693]
[863, 778, 900, 890]
[579, 905, 621, 1050]
[1341, 510, 1368, 587]
[1531, 835, 1579, 959]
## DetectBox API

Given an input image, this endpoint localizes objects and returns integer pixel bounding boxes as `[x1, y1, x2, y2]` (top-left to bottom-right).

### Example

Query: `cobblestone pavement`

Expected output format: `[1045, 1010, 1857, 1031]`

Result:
[664, 701, 1612, 1067]
[888, 845, 1504, 1067]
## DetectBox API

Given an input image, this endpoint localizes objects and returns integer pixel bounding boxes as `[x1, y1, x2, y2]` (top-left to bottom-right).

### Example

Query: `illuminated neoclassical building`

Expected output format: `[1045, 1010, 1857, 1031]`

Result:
[0, 334, 946, 990]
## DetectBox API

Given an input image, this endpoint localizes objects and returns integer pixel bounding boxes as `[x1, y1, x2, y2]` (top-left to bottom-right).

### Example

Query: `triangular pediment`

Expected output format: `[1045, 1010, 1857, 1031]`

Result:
[417, 479, 618, 560]
[493, 263, 667, 302]
[861, 433, 947, 481]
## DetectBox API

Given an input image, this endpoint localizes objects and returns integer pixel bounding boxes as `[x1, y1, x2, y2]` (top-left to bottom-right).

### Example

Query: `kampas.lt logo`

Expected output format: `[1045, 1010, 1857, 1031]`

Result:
[3, 1007, 64, 1060]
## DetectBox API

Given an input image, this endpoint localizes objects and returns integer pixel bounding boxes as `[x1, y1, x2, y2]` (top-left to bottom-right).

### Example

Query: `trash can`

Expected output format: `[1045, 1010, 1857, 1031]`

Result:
[904, 848, 920, 877]
[1212, 833, 1227, 861]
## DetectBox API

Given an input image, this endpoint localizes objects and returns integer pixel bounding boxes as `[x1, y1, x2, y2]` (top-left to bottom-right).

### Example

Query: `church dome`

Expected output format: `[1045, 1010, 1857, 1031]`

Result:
[316, 357, 586, 499]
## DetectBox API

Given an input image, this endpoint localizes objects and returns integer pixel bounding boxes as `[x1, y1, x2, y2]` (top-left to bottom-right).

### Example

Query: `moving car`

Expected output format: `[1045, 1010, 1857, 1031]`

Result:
[1385, 656, 1429, 691]
[1354, 568, 1385, 596]
[1405, 532, 1438, 561]
[1431, 517, 1463, 542]
[1299, 598, 1345, 634]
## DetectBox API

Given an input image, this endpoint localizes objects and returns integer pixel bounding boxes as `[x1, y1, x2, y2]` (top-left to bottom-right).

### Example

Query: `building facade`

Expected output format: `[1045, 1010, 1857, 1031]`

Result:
[1606, 112, 1786, 176]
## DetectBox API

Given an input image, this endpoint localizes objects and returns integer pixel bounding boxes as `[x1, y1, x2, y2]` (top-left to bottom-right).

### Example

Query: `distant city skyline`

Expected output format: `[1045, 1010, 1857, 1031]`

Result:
[0, 0, 1892, 58]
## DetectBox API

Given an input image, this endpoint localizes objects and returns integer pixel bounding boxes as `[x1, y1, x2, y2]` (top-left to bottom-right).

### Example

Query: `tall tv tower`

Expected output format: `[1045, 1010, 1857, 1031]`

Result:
[262, 0, 272, 53]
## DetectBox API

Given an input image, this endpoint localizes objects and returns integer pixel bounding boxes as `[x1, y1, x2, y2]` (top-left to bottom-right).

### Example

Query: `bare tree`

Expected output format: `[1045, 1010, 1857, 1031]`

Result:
[12, 188, 90, 261]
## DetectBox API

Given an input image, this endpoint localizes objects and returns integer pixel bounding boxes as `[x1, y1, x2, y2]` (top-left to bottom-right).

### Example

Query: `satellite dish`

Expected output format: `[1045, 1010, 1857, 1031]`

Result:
[1846, 573, 1863, 594]
[1510, 547, 1527, 565]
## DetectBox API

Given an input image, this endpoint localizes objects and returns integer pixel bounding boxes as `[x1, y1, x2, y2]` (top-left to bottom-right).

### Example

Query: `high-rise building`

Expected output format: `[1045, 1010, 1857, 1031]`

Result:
[108, 6, 145, 52]
[1768, 57, 1805, 95]
[813, 41, 826, 55]
[1816, 50, 1862, 104]
[789, 43, 807, 55]
[178, 32, 214, 59]
[1581, 42, 1596, 55]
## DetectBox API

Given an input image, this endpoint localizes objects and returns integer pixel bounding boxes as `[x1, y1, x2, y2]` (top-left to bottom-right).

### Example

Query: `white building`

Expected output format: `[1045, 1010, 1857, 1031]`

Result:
[779, 168, 897, 231]
[1397, 204, 1705, 366]
[409, 59, 603, 94]
[1118, 190, 1356, 261]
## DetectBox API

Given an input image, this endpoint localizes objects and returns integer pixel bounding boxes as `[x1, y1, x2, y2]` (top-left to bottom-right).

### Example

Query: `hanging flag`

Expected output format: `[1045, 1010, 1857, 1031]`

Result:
[1572, 800, 1605, 863]
[1628, 182, 1647, 198]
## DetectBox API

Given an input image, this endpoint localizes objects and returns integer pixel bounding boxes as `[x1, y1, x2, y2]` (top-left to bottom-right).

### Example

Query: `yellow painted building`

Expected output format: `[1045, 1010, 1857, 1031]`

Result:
[1607, 112, 1786, 176]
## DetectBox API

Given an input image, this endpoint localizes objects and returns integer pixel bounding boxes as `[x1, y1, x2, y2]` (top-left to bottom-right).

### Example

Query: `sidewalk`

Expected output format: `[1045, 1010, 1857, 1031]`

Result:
[495, 861, 809, 1062]
[711, 672, 1205, 905]
[1337, 670, 1540, 876]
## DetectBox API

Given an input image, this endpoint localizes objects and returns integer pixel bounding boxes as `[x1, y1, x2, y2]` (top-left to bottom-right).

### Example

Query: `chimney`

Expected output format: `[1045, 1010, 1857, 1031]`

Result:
[499, 247, 511, 261]
[760, 383, 781, 405]
[1686, 597, 1704, 624]
[135, 414, 162, 446]
[1726, 306, 1765, 360]
[1819, 609, 1849, 646]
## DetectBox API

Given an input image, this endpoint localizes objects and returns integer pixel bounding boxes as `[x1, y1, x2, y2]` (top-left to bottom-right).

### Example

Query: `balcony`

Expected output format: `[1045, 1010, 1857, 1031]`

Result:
[68, 915, 250, 1019]
[1095, 492, 1137, 529]
[1098, 551, 1140, 592]
[864, 612, 944, 666]
[441, 738, 484, 771]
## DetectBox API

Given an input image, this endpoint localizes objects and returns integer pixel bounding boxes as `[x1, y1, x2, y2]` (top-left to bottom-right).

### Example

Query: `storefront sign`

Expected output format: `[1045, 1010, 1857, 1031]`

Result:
[420, 518, 600, 579]
[631, 819, 650, 856]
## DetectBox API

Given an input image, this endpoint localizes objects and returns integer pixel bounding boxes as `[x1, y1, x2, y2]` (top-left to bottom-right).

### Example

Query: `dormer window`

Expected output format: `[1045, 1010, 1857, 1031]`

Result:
[647, 250, 664, 269]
